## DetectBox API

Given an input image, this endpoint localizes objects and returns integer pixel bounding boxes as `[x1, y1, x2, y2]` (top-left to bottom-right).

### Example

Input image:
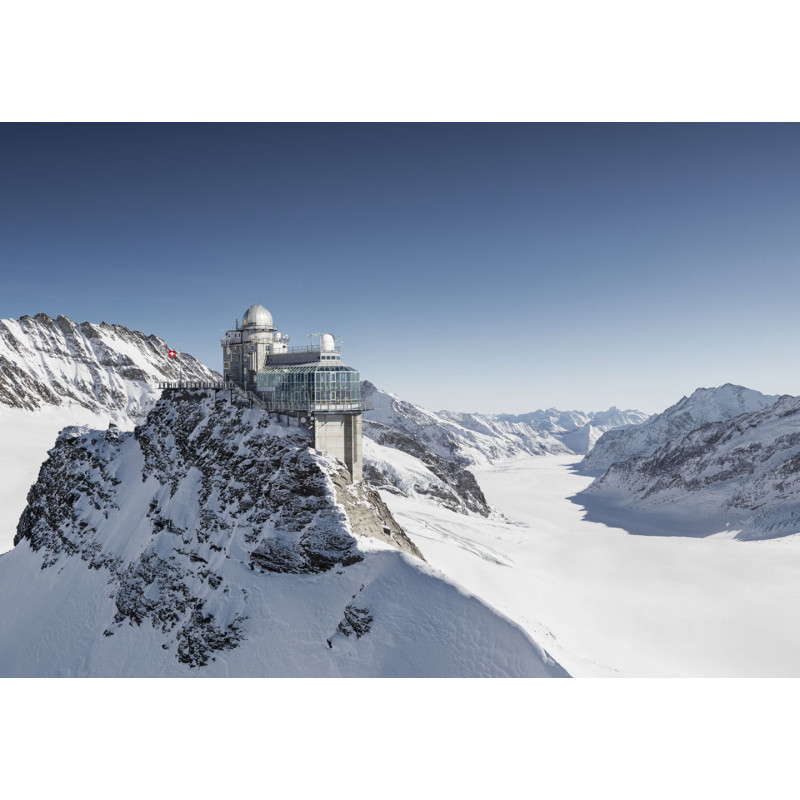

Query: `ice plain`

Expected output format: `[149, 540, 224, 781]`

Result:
[383, 454, 800, 678]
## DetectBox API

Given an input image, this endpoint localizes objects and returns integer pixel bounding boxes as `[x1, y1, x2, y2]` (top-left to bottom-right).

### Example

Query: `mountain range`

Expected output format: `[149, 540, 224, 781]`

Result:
[0, 312, 217, 418]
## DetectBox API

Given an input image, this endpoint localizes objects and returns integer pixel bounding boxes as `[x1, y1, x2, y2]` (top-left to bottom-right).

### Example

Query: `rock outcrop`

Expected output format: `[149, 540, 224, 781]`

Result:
[579, 394, 800, 540]
[2, 389, 564, 677]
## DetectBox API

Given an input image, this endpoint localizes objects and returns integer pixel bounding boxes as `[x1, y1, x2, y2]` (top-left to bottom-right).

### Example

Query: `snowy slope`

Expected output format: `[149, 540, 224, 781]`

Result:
[0, 312, 218, 419]
[363, 381, 571, 465]
[383, 454, 800, 677]
[0, 313, 220, 553]
[0, 390, 566, 677]
[361, 381, 572, 517]
[581, 384, 780, 475]
[579, 394, 800, 540]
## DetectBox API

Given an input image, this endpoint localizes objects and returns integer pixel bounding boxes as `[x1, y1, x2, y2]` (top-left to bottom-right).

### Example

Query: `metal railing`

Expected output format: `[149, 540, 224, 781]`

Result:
[226, 382, 269, 410]
[158, 381, 226, 390]
[218, 341, 341, 355]
[282, 344, 342, 354]
[157, 381, 369, 413]
[258, 399, 371, 413]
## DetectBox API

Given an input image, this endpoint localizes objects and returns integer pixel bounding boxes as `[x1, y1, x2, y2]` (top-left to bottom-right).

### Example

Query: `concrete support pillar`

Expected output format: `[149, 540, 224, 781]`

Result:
[313, 412, 363, 482]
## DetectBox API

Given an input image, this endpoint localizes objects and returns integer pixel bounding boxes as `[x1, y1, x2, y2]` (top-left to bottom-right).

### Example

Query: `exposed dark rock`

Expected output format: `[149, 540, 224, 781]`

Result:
[15, 390, 420, 666]
[363, 421, 491, 517]
[337, 602, 373, 638]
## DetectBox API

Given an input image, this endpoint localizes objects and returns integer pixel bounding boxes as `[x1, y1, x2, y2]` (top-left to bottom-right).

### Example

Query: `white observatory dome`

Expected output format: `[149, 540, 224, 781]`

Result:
[241, 304, 273, 329]
[320, 333, 336, 352]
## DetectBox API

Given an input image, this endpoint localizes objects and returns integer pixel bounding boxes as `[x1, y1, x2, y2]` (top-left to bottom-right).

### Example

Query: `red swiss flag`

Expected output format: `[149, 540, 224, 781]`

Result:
[168, 349, 177, 358]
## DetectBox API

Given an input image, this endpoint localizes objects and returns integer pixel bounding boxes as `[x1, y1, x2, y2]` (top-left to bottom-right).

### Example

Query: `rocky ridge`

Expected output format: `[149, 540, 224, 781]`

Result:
[2, 389, 563, 676]
[581, 384, 780, 475]
[581, 394, 800, 539]
[0, 312, 218, 420]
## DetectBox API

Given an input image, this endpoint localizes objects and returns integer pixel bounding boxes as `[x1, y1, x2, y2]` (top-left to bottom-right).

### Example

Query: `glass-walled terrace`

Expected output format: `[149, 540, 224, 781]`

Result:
[255, 365, 366, 411]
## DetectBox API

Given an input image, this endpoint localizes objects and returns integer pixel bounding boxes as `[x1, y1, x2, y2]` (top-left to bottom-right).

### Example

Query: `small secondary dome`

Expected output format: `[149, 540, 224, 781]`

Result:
[321, 333, 336, 352]
[242, 304, 273, 329]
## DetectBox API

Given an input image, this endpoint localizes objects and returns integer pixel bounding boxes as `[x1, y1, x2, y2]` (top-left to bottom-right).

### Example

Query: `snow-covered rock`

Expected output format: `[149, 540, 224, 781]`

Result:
[361, 381, 574, 517]
[0, 390, 567, 677]
[361, 382, 646, 517]
[363, 381, 572, 466]
[362, 424, 493, 516]
[579, 394, 800, 540]
[0, 313, 221, 552]
[581, 384, 780, 475]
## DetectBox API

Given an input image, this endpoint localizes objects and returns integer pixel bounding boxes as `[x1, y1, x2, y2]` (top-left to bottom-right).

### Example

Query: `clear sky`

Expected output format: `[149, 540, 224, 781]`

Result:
[1, 122, 799, 415]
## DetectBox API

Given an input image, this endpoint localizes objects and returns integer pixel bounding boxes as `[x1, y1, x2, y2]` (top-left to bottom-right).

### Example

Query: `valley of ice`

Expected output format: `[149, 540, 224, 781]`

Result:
[383, 454, 800, 678]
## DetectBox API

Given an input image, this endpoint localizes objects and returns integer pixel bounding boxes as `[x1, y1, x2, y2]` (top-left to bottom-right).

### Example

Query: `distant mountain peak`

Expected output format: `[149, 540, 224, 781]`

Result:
[581, 384, 781, 475]
[581, 393, 800, 540]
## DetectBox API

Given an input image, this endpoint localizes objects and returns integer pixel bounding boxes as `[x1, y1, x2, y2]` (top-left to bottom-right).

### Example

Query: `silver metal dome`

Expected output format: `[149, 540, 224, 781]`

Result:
[241, 304, 274, 329]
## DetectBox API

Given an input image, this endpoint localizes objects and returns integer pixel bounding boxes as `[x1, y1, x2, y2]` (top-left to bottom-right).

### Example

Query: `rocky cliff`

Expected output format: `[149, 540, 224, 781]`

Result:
[0, 390, 566, 677]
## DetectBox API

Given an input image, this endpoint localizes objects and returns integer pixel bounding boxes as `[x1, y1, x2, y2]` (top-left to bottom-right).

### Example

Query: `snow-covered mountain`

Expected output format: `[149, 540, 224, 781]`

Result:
[580, 384, 780, 475]
[0, 390, 566, 677]
[361, 382, 647, 517]
[495, 406, 650, 455]
[361, 381, 574, 516]
[364, 381, 572, 465]
[0, 313, 218, 419]
[579, 394, 800, 540]
[0, 313, 221, 553]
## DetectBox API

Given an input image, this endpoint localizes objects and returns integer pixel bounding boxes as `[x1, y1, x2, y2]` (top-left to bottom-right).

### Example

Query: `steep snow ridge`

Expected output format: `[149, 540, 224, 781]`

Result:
[580, 394, 800, 540]
[0, 390, 566, 677]
[0, 312, 219, 420]
[362, 422, 494, 517]
[581, 384, 780, 475]
[362, 381, 570, 516]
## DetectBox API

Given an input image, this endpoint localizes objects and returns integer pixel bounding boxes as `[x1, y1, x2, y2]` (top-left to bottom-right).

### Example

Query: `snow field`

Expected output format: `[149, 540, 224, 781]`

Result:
[385, 455, 800, 677]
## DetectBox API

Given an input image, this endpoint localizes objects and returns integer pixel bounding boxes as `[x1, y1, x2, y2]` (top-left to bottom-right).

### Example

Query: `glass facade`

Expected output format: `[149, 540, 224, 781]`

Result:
[255, 365, 363, 411]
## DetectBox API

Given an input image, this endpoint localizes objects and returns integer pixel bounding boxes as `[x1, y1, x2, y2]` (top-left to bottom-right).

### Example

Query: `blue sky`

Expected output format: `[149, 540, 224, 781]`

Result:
[2, 123, 799, 414]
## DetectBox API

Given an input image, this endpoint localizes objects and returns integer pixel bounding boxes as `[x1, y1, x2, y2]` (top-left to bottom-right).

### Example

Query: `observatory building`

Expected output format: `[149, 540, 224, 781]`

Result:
[221, 304, 366, 481]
